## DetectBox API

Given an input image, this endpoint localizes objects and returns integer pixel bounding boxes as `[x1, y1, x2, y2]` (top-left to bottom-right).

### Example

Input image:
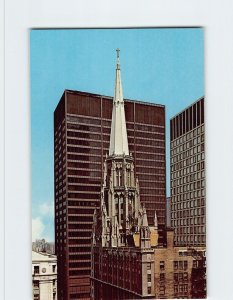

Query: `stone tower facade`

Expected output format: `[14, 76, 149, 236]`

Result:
[91, 50, 157, 299]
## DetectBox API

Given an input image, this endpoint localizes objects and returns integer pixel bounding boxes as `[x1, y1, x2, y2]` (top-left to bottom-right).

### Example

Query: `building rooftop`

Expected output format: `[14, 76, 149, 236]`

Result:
[32, 250, 57, 262]
[170, 95, 204, 120]
[63, 89, 165, 108]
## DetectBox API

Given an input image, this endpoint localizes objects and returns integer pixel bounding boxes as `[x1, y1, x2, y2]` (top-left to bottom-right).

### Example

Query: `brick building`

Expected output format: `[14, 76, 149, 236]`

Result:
[154, 230, 206, 299]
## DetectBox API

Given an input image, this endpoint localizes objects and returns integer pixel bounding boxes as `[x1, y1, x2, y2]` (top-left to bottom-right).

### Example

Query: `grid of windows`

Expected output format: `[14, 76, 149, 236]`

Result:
[170, 98, 206, 246]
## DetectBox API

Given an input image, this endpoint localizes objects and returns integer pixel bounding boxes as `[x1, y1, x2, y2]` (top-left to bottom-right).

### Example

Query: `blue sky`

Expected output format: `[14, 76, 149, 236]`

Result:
[31, 28, 204, 242]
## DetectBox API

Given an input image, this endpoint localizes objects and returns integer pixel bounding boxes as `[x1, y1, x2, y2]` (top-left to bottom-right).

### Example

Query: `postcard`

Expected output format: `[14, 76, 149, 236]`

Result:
[30, 27, 206, 300]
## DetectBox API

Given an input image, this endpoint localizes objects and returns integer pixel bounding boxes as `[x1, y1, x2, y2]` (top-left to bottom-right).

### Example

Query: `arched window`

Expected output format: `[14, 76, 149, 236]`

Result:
[127, 169, 130, 185]
[119, 168, 122, 186]
[116, 168, 119, 186]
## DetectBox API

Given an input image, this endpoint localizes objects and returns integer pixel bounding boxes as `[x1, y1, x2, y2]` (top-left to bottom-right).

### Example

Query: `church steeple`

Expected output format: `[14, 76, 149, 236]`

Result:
[109, 49, 129, 156]
[92, 50, 153, 249]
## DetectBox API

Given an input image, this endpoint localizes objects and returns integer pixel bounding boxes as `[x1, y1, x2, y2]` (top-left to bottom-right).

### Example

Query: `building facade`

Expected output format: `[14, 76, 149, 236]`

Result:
[54, 59, 166, 298]
[154, 230, 206, 299]
[170, 98, 206, 247]
[32, 251, 57, 300]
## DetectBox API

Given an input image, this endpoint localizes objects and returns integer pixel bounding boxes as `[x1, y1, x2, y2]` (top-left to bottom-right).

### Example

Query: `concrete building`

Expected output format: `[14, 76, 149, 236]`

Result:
[170, 98, 206, 247]
[54, 53, 166, 298]
[32, 251, 57, 300]
[91, 49, 158, 300]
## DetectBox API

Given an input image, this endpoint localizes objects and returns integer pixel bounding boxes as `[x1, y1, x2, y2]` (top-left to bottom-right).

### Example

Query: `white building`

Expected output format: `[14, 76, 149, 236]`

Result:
[32, 250, 57, 300]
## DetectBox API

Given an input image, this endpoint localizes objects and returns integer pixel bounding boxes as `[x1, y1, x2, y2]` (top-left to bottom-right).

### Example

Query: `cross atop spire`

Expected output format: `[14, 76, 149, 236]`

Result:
[109, 49, 129, 156]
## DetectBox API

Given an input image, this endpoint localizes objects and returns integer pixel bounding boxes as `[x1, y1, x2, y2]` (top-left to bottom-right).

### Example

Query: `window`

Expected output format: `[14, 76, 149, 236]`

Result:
[147, 274, 151, 282]
[33, 280, 39, 288]
[179, 261, 183, 270]
[160, 261, 165, 271]
[147, 263, 151, 270]
[193, 260, 198, 268]
[173, 261, 178, 270]
[160, 273, 165, 281]
[52, 265, 56, 273]
[174, 273, 178, 282]
[147, 286, 151, 294]
[34, 266, 39, 274]
[159, 286, 165, 295]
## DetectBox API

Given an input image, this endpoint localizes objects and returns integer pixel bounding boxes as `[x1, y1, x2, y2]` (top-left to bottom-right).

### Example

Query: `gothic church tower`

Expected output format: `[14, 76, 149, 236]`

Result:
[91, 50, 157, 300]
[94, 49, 155, 249]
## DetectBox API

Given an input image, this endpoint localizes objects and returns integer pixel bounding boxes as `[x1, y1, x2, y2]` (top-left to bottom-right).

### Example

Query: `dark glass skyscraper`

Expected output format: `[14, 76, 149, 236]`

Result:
[54, 90, 166, 300]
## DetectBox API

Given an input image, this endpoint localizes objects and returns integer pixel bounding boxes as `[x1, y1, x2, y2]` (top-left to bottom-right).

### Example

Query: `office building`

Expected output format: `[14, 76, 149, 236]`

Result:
[54, 55, 166, 298]
[32, 251, 57, 300]
[170, 98, 206, 246]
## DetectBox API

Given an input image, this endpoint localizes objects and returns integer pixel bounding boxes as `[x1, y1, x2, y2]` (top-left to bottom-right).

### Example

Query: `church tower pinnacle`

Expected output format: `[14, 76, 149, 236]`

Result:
[109, 49, 129, 156]
[92, 49, 157, 249]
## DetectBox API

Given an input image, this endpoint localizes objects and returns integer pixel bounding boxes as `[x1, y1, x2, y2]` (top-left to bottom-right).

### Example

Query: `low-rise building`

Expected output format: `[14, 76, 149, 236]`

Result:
[154, 229, 206, 299]
[32, 251, 57, 300]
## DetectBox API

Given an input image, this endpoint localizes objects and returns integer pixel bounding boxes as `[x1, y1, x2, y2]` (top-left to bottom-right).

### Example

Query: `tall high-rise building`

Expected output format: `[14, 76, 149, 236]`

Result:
[170, 97, 206, 247]
[54, 54, 166, 299]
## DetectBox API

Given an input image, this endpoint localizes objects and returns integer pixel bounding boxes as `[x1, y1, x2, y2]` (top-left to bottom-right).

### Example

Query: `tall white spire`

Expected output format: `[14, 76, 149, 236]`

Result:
[109, 49, 129, 156]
